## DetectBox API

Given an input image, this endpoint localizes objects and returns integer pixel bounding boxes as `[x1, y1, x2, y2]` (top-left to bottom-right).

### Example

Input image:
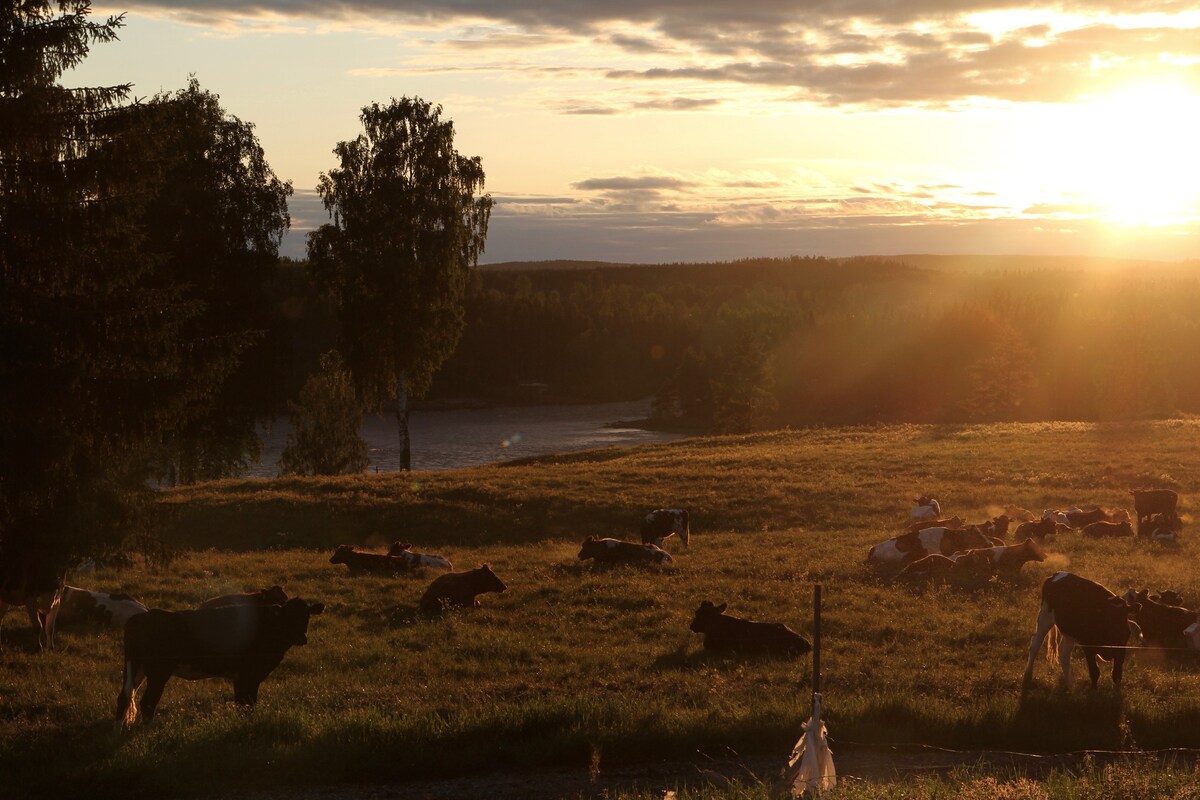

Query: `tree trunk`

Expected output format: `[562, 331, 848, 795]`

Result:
[396, 370, 412, 472]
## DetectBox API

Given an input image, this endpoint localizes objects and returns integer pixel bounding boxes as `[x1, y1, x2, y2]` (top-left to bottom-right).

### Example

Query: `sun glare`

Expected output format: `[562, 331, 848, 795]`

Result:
[1072, 82, 1200, 226]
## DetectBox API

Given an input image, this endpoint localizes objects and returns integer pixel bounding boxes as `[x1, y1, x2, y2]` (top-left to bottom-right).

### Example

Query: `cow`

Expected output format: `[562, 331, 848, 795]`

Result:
[910, 497, 941, 521]
[1131, 489, 1179, 535]
[1142, 512, 1183, 541]
[1004, 505, 1037, 523]
[578, 537, 673, 566]
[954, 538, 1045, 573]
[894, 554, 956, 581]
[329, 545, 411, 576]
[419, 565, 507, 613]
[640, 509, 690, 548]
[908, 516, 964, 534]
[867, 526, 991, 564]
[1155, 590, 1185, 607]
[1081, 520, 1134, 538]
[1122, 589, 1195, 650]
[1021, 572, 1141, 691]
[1013, 517, 1060, 541]
[1065, 508, 1112, 529]
[198, 585, 288, 611]
[0, 548, 64, 652]
[116, 598, 325, 724]
[47, 587, 149, 638]
[386, 541, 453, 571]
[966, 515, 1010, 541]
[689, 601, 811, 655]
[1042, 509, 1076, 526]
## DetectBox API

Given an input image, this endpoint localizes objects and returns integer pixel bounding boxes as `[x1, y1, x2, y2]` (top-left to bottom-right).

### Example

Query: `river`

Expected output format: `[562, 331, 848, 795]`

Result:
[249, 398, 683, 477]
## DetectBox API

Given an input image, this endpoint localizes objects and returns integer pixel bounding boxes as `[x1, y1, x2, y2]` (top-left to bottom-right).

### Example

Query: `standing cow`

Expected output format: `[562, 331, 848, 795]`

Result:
[641, 509, 690, 548]
[1022, 572, 1141, 691]
[1130, 489, 1179, 536]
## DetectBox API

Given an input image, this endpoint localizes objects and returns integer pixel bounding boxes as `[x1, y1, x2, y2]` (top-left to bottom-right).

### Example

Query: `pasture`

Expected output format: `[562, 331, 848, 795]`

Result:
[3, 420, 1200, 799]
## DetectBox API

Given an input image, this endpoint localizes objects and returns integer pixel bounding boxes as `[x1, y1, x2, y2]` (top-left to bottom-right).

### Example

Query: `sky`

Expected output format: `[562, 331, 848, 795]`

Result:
[70, 0, 1200, 263]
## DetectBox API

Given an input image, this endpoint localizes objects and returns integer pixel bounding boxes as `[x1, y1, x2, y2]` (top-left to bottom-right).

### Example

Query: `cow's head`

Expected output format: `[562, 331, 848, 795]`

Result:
[914, 496, 934, 507]
[329, 545, 354, 565]
[1018, 538, 1046, 562]
[991, 515, 1011, 537]
[387, 540, 413, 557]
[690, 600, 727, 633]
[474, 564, 507, 594]
[263, 585, 289, 605]
[276, 598, 325, 647]
[1155, 590, 1185, 607]
[578, 536, 602, 560]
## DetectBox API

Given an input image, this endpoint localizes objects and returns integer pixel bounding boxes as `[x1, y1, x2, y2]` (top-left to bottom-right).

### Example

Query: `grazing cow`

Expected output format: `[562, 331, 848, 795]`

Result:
[1131, 489, 1179, 534]
[48, 587, 149, 638]
[910, 497, 942, 521]
[867, 526, 991, 563]
[1121, 589, 1194, 650]
[908, 516, 964, 534]
[1081, 520, 1134, 538]
[116, 598, 325, 724]
[689, 601, 810, 655]
[329, 545, 411, 576]
[1013, 518, 1059, 541]
[640, 509, 690, 547]
[419, 565, 507, 613]
[1021, 572, 1141, 691]
[198, 585, 288, 611]
[578, 536, 673, 566]
[1004, 505, 1037, 523]
[386, 541, 453, 571]
[0, 550, 64, 652]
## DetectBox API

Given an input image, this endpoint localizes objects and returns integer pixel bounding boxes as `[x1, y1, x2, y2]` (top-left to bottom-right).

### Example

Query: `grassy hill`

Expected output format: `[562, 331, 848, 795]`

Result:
[4, 421, 1200, 798]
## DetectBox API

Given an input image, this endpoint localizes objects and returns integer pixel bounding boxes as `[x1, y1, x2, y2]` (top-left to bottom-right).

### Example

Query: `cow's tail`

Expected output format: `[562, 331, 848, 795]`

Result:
[117, 659, 139, 725]
[1045, 625, 1061, 666]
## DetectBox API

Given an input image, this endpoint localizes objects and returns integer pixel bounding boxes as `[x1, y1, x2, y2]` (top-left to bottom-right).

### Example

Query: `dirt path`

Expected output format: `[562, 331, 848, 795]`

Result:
[206, 746, 1200, 800]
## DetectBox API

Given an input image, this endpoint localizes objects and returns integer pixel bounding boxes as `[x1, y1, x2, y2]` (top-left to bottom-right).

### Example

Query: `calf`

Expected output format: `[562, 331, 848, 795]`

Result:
[329, 545, 411, 576]
[640, 509, 690, 547]
[895, 554, 956, 581]
[867, 526, 991, 564]
[387, 541, 453, 570]
[1131, 489, 1179, 534]
[910, 496, 941, 521]
[1013, 517, 1059, 541]
[690, 601, 810, 655]
[1081, 520, 1134, 538]
[419, 565, 507, 612]
[116, 598, 325, 724]
[1021, 572, 1141, 691]
[579, 536, 673, 566]
[1122, 589, 1195, 650]
[198, 585, 288, 611]
[48, 587, 148, 637]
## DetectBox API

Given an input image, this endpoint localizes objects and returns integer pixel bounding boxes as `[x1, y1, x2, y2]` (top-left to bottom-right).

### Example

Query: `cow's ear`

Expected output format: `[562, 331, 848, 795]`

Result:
[715, 602, 728, 614]
[1128, 602, 1142, 615]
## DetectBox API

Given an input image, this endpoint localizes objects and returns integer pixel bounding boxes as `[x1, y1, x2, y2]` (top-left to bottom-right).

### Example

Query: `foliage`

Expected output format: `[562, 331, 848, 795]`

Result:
[278, 350, 369, 476]
[306, 97, 492, 468]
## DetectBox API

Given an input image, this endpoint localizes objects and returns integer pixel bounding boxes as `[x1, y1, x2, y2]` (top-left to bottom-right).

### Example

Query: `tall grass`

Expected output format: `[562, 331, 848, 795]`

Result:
[3, 421, 1200, 798]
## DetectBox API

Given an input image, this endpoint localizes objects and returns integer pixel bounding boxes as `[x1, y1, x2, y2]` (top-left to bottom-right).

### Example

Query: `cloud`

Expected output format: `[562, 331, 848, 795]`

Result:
[572, 176, 694, 191]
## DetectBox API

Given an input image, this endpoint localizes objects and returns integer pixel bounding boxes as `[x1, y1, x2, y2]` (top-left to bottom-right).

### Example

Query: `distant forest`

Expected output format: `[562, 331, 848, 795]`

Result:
[268, 255, 1200, 432]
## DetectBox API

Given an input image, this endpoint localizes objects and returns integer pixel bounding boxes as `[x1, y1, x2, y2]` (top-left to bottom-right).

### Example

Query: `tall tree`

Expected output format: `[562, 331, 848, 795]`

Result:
[278, 350, 369, 477]
[307, 97, 491, 471]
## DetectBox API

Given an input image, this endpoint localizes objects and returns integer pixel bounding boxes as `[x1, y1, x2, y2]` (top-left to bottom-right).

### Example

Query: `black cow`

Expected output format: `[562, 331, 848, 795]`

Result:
[116, 598, 325, 724]
[689, 601, 811, 655]
[578, 536, 673, 566]
[1122, 589, 1195, 650]
[418, 565, 507, 612]
[0, 545, 64, 652]
[641, 509, 690, 547]
[1131, 489, 1179, 535]
[1022, 572, 1141, 691]
[329, 545, 411, 576]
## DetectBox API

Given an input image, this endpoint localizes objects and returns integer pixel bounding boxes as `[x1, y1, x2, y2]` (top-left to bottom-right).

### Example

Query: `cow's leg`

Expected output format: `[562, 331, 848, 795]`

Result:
[1082, 648, 1101, 689]
[233, 676, 261, 707]
[1112, 651, 1127, 689]
[116, 660, 146, 725]
[1022, 603, 1056, 688]
[1058, 635, 1076, 690]
[139, 671, 170, 723]
[24, 600, 45, 653]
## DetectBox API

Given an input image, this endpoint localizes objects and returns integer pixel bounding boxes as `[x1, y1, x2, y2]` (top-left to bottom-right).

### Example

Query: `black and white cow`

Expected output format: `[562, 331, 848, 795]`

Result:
[1022, 572, 1142, 691]
[116, 598, 325, 724]
[48, 587, 149, 637]
[641, 509, 690, 547]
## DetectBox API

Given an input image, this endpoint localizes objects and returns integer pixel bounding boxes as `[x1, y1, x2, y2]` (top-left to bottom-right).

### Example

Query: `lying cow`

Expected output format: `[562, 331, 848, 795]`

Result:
[908, 516, 964, 534]
[1122, 589, 1195, 650]
[387, 541, 453, 570]
[1155, 590, 1185, 607]
[116, 598, 325, 724]
[329, 545, 411, 576]
[1081, 520, 1134, 538]
[1013, 517, 1062, 541]
[954, 538, 1046, 573]
[419, 565, 507, 613]
[690, 601, 811, 655]
[910, 496, 942, 521]
[896, 550, 992, 581]
[48, 587, 148, 637]
[1022, 572, 1141, 691]
[1004, 505, 1037, 523]
[867, 526, 991, 563]
[198, 585, 287, 611]
[641, 509, 690, 547]
[579, 537, 673, 566]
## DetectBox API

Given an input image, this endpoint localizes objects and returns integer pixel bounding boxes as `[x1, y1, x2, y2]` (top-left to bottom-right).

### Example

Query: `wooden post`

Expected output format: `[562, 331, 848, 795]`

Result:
[813, 584, 822, 698]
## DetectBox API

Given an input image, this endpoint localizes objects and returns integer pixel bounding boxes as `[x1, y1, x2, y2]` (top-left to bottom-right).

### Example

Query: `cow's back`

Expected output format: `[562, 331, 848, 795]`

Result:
[1041, 573, 1129, 644]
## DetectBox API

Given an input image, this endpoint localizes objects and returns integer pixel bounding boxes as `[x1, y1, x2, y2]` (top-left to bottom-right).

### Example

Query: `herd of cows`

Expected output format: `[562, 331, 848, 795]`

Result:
[1, 493, 1197, 727]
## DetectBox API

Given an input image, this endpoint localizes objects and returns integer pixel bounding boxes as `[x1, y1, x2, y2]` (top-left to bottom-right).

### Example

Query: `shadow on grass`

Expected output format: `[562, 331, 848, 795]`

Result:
[652, 644, 812, 672]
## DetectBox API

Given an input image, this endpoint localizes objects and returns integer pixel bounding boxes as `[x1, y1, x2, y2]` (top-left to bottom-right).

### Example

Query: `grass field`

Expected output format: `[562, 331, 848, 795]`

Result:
[3, 420, 1200, 799]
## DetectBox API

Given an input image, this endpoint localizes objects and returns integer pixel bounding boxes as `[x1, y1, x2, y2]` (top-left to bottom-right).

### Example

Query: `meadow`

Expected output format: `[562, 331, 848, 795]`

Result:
[3, 420, 1200, 799]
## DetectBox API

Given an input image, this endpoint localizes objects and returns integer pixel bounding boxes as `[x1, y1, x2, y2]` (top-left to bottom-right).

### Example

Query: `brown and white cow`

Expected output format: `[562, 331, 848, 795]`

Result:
[954, 538, 1046, 573]
[907, 516, 964, 535]
[641, 509, 690, 548]
[198, 585, 288, 611]
[579, 536, 673, 566]
[1022, 572, 1141, 691]
[386, 541, 453, 570]
[867, 526, 991, 564]
[910, 496, 942, 521]
[329, 545, 411, 576]
[418, 565, 507, 613]
[690, 601, 811, 655]
[116, 598, 325, 724]
[48, 587, 149, 638]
